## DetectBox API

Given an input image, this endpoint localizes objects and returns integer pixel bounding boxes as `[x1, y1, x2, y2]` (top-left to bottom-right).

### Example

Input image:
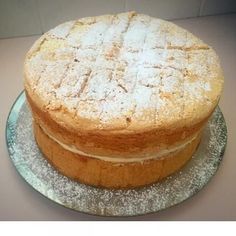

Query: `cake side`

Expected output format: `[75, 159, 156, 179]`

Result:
[27, 90, 208, 158]
[34, 121, 201, 189]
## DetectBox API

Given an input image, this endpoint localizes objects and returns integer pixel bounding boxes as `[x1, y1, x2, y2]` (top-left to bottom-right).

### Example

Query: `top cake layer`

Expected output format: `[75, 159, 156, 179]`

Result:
[24, 12, 224, 132]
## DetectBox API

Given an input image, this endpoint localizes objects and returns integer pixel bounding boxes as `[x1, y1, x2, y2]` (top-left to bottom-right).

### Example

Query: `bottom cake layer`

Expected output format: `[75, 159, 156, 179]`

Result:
[33, 121, 201, 189]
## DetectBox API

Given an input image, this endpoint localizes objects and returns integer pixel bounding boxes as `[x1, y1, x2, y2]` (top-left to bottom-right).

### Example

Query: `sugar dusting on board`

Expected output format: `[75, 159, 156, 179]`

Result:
[6, 93, 227, 216]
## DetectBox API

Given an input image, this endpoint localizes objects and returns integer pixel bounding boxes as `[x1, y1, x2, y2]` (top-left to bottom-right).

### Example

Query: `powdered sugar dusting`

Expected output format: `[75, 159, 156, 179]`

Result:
[48, 21, 75, 38]
[25, 12, 222, 128]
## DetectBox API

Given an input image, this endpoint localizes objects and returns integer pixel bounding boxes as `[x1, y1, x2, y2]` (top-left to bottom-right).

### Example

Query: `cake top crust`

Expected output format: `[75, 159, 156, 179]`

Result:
[24, 12, 224, 132]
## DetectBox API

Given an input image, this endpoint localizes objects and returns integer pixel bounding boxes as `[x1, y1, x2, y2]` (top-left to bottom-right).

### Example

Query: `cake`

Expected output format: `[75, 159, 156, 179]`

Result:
[24, 12, 224, 189]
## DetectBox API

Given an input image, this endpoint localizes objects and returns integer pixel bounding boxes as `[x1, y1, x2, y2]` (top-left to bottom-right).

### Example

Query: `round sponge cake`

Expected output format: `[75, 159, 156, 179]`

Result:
[24, 12, 224, 188]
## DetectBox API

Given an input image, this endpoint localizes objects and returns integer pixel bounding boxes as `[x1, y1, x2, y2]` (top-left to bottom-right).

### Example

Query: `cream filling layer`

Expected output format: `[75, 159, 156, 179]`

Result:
[39, 124, 198, 163]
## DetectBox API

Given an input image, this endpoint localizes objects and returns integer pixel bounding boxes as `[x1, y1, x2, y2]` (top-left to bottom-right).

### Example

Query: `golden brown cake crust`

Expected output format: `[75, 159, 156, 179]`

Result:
[27, 90, 208, 159]
[34, 121, 201, 189]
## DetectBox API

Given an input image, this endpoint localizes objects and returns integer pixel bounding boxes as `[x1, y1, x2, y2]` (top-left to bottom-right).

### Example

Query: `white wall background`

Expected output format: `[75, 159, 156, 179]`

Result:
[0, 0, 236, 38]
